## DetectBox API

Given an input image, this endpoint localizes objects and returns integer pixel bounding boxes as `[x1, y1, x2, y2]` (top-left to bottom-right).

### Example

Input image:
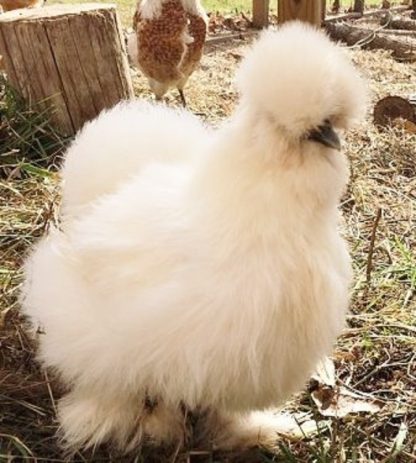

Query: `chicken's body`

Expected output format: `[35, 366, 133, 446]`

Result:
[129, 0, 207, 104]
[0, 0, 43, 11]
[22, 23, 367, 452]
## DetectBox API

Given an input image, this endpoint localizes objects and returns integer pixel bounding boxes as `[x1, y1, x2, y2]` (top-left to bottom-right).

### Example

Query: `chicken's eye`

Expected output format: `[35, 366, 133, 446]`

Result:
[307, 119, 341, 151]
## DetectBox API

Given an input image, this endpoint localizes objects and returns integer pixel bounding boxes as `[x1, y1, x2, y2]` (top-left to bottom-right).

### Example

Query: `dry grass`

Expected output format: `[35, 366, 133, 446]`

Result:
[1, 18, 416, 462]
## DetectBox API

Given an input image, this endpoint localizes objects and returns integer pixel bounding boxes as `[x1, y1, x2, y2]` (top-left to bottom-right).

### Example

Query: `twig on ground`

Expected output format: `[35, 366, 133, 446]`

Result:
[366, 208, 383, 285]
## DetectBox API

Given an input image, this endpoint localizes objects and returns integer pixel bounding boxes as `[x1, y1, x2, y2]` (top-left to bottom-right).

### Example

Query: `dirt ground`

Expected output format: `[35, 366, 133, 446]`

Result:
[1, 11, 416, 463]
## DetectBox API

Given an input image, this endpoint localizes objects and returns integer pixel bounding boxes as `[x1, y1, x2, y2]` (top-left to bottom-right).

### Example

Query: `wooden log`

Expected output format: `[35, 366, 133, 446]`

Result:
[0, 4, 133, 136]
[374, 96, 415, 126]
[325, 22, 416, 62]
[278, 0, 323, 25]
[378, 29, 416, 36]
[252, 0, 269, 28]
[324, 5, 409, 24]
[382, 16, 416, 31]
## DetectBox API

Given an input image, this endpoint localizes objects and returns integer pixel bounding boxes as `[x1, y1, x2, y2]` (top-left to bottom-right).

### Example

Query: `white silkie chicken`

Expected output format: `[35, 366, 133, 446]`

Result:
[22, 23, 367, 452]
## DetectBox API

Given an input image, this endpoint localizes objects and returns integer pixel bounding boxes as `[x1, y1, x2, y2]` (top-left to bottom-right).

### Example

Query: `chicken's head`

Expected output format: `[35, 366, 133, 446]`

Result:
[236, 21, 368, 152]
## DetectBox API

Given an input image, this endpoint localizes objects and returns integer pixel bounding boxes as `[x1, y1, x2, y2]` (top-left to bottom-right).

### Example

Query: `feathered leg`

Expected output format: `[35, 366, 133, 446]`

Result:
[178, 89, 187, 107]
[58, 389, 143, 451]
[142, 401, 186, 446]
[196, 409, 301, 451]
[58, 388, 185, 452]
[149, 79, 169, 104]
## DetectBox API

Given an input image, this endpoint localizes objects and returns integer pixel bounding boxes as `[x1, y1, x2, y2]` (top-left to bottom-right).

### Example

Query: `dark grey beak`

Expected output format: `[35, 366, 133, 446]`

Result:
[308, 121, 341, 151]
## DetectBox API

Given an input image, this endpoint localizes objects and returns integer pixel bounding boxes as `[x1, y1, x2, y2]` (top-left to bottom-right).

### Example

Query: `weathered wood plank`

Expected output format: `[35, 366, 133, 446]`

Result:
[278, 0, 323, 26]
[0, 29, 18, 84]
[45, 17, 98, 129]
[252, 0, 269, 28]
[0, 22, 31, 100]
[32, 22, 73, 133]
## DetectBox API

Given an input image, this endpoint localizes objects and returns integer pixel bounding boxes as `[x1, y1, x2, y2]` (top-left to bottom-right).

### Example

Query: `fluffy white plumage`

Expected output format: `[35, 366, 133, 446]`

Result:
[22, 22, 367, 452]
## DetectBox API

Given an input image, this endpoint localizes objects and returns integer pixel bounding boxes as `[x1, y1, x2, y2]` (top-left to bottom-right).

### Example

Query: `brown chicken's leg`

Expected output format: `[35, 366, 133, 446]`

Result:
[178, 89, 187, 108]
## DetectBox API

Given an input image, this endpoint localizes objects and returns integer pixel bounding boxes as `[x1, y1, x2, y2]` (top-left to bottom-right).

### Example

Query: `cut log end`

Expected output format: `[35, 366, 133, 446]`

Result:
[373, 96, 415, 127]
[0, 3, 116, 21]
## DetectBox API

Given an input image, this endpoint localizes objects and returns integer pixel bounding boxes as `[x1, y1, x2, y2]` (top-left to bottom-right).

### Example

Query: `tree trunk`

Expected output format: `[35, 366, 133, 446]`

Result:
[353, 0, 364, 14]
[252, 0, 269, 28]
[0, 4, 133, 136]
[278, 0, 323, 26]
[325, 22, 416, 62]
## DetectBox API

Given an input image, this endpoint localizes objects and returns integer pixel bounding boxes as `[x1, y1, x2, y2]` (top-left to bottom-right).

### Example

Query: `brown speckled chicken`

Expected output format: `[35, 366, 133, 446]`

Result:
[0, 0, 43, 12]
[128, 0, 207, 106]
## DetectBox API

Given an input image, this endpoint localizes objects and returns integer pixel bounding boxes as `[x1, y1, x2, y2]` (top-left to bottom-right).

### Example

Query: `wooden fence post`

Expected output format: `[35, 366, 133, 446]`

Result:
[353, 0, 365, 14]
[278, 0, 323, 26]
[0, 4, 133, 136]
[252, 0, 269, 28]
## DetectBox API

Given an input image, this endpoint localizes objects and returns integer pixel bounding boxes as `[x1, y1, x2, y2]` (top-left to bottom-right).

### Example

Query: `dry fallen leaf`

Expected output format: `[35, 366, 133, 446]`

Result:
[393, 118, 416, 134]
[311, 357, 382, 418]
[312, 356, 336, 387]
[389, 421, 408, 458]
[311, 385, 382, 418]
